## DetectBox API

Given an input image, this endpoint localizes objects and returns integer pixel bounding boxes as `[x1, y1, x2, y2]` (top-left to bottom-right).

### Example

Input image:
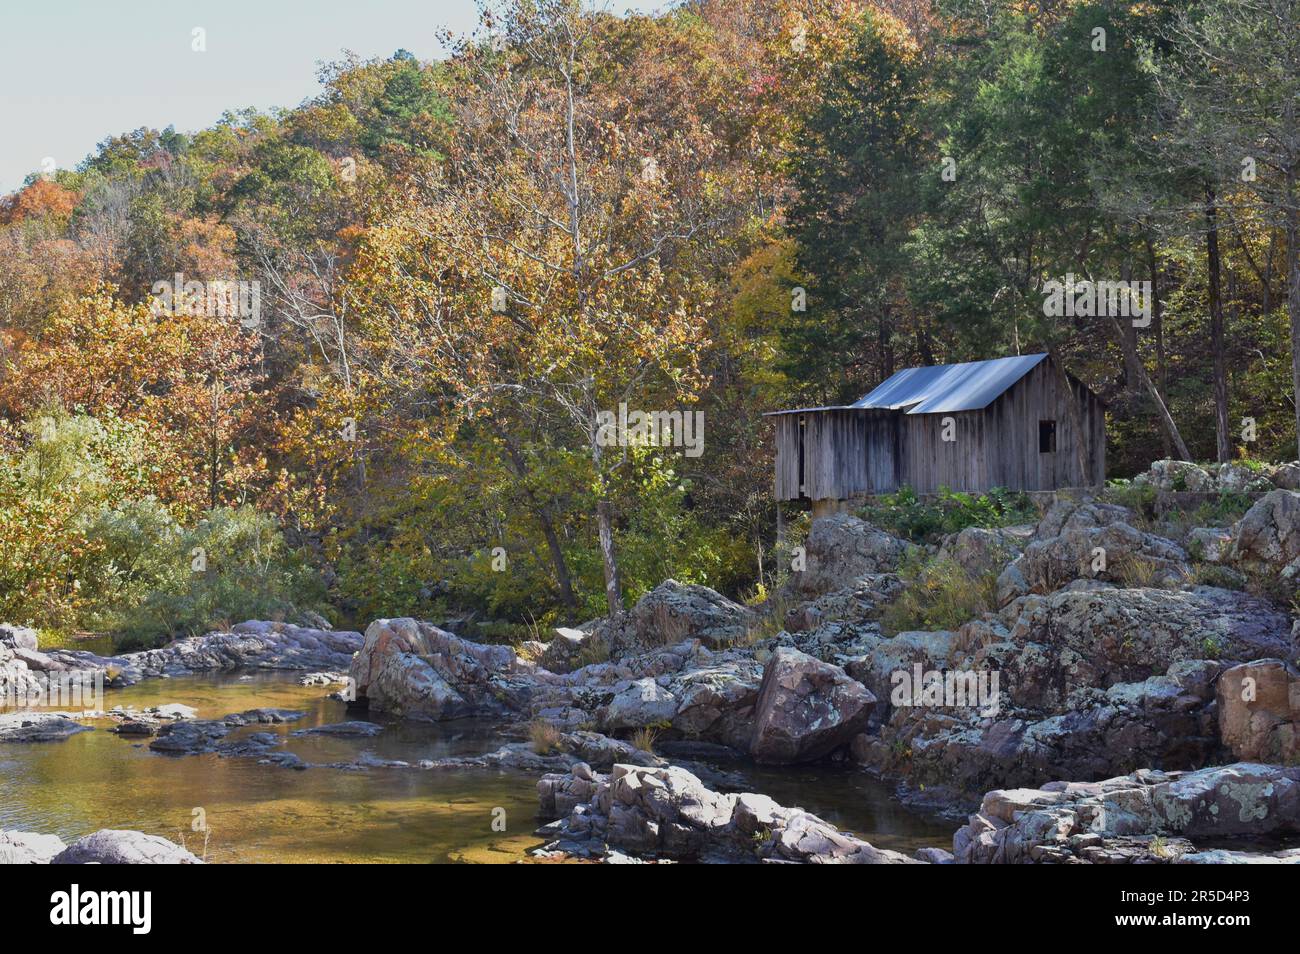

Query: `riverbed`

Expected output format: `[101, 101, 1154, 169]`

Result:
[0, 672, 951, 862]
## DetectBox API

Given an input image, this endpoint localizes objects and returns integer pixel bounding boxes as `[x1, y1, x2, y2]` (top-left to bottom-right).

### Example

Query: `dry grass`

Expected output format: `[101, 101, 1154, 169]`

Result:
[880, 556, 997, 636]
[630, 726, 659, 753]
[528, 719, 562, 755]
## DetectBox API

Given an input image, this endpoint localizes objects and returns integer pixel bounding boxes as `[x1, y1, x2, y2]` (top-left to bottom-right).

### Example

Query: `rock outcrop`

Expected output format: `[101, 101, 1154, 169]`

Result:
[1230, 489, 1300, 582]
[350, 617, 532, 721]
[997, 502, 1189, 603]
[791, 514, 908, 597]
[536, 762, 917, 863]
[51, 829, 204, 864]
[602, 580, 755, 657]
[953, 763, 1300, 864]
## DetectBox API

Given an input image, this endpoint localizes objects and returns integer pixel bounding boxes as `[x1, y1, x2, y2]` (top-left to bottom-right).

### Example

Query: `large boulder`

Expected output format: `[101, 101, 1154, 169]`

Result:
[349, 618, 530, 721]
[669, 661, 763, 748]
[540, 627, 591, 674]
[1136, 459, 1215, 493]
[1231, 489, 1300, 577]
[1000, 521, 1189, 603]
[605, 580, 755, 657]
[1217, 659, 1300, 763]
[749, 647, 875, 763]
[792, 514, 908, 597]
[0, 624, 38, 651]
[938, 526, 1030, 579]
[536, 761, 917, 863]
[1269, 462, 1300, 491]
[52, 830, 203, 864]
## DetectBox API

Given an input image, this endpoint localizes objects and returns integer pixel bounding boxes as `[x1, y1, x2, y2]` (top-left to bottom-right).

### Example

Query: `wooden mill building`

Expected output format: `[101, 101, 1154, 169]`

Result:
[767, 353, 1105, 506]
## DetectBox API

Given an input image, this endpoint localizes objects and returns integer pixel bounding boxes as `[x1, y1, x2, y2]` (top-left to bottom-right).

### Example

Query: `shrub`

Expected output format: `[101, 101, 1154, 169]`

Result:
[860, 486, 1037, 544]
[112, 505, 325, 649]
[880, 554, 997, 635]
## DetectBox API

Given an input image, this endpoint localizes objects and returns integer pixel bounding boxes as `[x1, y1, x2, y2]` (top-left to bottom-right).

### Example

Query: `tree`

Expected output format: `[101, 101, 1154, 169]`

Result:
[1155, 0, 1300, 458]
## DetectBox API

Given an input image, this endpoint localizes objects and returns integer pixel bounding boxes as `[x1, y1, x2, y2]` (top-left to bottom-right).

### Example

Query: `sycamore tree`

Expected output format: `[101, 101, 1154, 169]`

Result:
[351, 0, 738, 615]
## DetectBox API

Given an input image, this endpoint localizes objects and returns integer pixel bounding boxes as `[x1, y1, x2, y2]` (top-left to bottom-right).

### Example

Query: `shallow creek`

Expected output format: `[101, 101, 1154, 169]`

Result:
[0, 671, 951, 862]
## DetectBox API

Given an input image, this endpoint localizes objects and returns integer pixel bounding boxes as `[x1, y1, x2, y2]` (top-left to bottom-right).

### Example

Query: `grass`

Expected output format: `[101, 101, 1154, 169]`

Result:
[572, 639, 610, 669]
[630, 726, 659, 753]
[880, 554, 998, 636]
[528, 719, 563, 755]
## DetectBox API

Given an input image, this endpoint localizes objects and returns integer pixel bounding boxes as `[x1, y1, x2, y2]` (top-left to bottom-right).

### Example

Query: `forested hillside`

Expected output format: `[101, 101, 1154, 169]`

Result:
[2, 0, 1296, 644]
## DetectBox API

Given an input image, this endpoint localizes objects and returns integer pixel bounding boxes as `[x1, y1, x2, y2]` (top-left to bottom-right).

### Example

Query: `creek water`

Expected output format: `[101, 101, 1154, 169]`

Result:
[0, 671, 951, 862]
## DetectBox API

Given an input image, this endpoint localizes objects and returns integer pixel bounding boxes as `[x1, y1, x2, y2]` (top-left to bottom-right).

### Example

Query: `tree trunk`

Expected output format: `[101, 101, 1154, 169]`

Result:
[1147, 238, 1172, 458]
[1205, 187, 1231, 462]
[1287, 165, 1300, 462]
[1109, 316, 1191, 460]
[497, 426, 578, 610]
[596, 498, 623, 615]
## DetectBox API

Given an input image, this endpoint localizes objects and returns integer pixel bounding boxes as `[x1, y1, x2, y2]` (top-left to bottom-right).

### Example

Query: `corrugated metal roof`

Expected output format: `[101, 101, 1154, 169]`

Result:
[853, 353, 1047, 414]
[763, 353, 1048, 417]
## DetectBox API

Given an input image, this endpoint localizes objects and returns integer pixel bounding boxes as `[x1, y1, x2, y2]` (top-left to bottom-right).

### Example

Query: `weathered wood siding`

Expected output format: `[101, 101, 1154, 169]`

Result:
[981, 360, 1106, 491]
[773, 409, 897, 500]
[772, 357, 1105, 500]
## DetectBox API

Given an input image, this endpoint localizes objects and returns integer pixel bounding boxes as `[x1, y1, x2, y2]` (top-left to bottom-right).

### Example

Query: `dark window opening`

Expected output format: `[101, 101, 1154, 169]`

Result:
[1039, 420, 1057, 454]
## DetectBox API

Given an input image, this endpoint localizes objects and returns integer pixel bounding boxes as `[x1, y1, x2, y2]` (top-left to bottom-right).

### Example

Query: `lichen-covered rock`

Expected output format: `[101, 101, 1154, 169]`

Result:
[783, 574, 903, 632]
[791, 514, 908, 598]
[857, 659, 1223, 807]
[1136, 459, 1215, 493]
[600, 677, 678, 731]
[603, 580, 755, 656]
[1269, 462, 1300, 491]
[52, 829, 204, 864]
[749, 647, 875, 763]
[938, 526, 1030, 579]
[991, 585, 1290, 712]
[540, 628, 590, 674]
[953, 763, 1300, 863]
[1003, 521, 1189, 602]
[1217, 659, 1300, 763]
[1188, 526, 1233, 563]
[1230, 490, 1300, 578]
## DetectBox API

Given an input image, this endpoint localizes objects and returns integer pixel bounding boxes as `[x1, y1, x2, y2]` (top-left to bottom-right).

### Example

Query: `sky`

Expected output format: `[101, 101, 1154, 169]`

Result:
[0, 0, 664, 195]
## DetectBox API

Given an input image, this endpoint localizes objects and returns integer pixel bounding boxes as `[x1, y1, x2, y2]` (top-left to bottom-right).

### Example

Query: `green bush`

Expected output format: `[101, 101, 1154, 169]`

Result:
[111, 505, 326, 649]
[859, 486, 1037, 544]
